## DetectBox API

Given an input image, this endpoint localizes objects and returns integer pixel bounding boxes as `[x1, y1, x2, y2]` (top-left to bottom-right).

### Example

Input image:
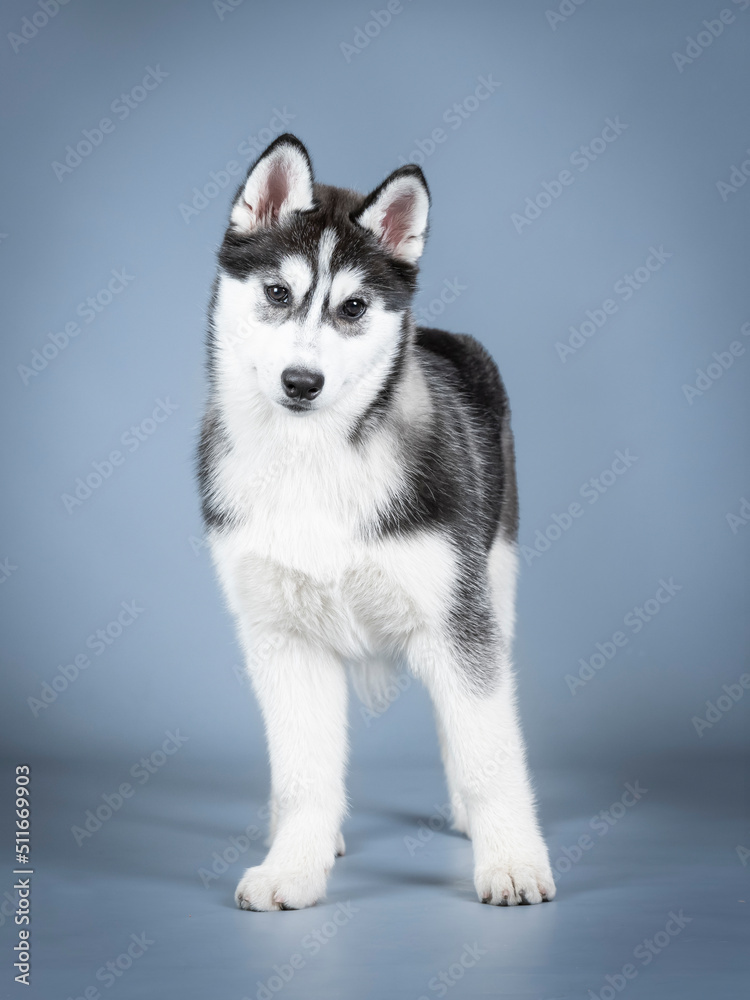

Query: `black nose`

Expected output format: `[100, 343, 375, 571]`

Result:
[281, 367, 325, 402]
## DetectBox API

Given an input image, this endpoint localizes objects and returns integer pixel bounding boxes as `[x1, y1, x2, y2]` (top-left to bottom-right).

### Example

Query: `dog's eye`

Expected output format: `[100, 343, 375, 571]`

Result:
[265, 285, 289, 305]
[341, 298, 367, 320]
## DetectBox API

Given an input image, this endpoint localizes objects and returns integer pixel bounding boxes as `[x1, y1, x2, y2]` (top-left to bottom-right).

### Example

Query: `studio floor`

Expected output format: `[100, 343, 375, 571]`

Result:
[7, 754, 748, 1000]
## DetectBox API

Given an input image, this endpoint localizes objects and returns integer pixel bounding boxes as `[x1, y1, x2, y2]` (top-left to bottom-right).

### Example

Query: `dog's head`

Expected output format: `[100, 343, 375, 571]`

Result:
[211, 134, 429, 419]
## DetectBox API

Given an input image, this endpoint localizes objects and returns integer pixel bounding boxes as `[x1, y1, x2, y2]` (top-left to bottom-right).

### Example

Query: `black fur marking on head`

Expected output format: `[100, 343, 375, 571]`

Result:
[258, 132, 314, 172]
[351, 163, 430, 263]
[201, 156, 425, 535]
[218, 181, 418, 306]
[353, 162, 430, 217]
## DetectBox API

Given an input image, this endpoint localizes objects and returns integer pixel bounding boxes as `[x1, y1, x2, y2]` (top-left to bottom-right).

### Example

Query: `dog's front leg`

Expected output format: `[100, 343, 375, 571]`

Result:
[414, 635, 556, 906]
[235, 635, 348, 911]
[435, 715, 471, 836]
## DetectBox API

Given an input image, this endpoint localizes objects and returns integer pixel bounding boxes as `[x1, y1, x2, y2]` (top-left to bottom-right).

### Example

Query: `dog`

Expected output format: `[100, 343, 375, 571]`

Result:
[198, 133, 556, 909]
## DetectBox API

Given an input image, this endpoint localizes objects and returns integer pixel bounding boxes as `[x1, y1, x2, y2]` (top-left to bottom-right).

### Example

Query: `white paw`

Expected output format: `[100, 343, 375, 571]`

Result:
[235, 863, 329, 911]
[474, 853, 556, 906]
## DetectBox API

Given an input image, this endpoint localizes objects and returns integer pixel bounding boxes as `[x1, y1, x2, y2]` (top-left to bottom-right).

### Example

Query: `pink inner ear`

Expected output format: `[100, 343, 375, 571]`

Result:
[248, 159, 290, 225]
[381, 191, 415, 250]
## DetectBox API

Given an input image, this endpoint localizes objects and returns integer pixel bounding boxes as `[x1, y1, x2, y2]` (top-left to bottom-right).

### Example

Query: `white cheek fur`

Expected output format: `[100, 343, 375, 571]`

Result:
[213, 273, 401, 414]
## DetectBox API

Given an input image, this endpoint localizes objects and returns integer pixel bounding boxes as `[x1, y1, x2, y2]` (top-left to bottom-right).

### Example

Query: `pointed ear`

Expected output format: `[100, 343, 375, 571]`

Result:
[230, 134, 314, 233]
[353, 165, 430, 263]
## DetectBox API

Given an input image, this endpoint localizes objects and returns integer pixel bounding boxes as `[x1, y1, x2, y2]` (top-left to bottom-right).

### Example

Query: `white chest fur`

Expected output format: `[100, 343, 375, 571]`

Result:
[208, 410, 456, 659]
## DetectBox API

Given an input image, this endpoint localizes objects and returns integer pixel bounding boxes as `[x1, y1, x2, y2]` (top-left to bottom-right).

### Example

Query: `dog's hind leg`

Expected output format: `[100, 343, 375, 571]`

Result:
[234, 633, 349, 911]
[435, 715, 471, 837]
[410, 630, 556, 906]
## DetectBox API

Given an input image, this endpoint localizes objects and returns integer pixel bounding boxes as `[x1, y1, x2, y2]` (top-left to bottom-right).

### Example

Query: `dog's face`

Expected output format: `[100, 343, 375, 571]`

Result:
[212, 135, 429, 418]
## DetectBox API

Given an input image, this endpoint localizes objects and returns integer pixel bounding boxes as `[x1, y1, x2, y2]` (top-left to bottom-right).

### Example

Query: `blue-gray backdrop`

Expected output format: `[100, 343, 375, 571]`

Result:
[1, 2, 748, 998]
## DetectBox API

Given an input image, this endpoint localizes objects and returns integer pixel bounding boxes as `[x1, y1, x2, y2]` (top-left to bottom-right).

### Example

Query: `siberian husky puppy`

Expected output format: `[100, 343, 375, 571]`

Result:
[198, 134, 555, 909]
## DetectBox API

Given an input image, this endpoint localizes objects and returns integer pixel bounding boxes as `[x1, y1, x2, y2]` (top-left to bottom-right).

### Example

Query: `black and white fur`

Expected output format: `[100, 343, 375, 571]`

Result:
[198, 134, 556, 909]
